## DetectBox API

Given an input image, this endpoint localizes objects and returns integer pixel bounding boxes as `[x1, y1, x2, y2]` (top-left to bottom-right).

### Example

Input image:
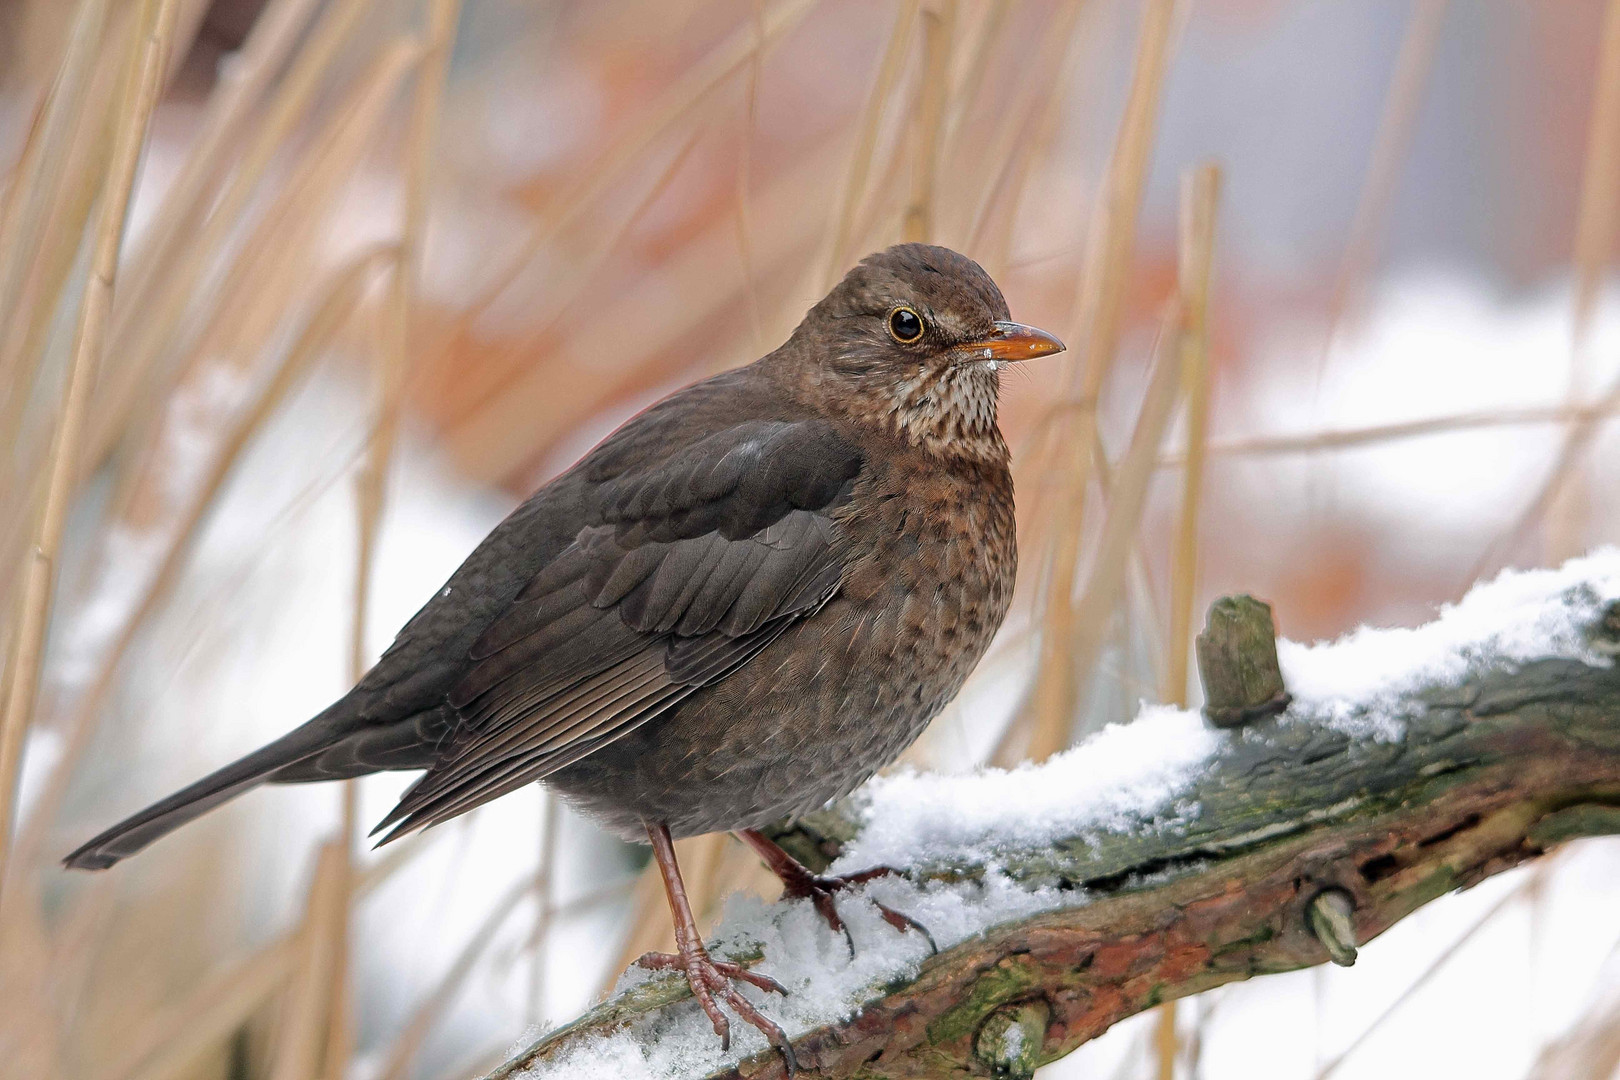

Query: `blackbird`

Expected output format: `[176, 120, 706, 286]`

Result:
[65, 243, 1063, 1063]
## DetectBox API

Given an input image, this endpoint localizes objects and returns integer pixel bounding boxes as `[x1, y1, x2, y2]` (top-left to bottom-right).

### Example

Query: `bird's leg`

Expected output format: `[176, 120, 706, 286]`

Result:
[634, 822, 797, 1072]
[736, 829, 937, 955]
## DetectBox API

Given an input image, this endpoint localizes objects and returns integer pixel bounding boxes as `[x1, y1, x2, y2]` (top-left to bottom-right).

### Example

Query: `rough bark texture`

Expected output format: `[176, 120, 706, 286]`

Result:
[490, 647, 1620, 1079]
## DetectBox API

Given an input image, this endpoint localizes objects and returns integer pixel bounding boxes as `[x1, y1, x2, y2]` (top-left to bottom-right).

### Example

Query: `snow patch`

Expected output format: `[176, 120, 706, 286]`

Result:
[1280, 547, 1620, 737]
[840, 704, 1218, 871]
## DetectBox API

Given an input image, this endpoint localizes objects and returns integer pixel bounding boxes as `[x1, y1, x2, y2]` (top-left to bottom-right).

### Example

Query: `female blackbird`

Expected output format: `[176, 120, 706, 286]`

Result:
[65, 243, 1063, 1062]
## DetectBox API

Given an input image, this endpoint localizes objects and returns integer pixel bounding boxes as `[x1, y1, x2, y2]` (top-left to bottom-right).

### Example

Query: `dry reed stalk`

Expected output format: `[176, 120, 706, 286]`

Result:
[939, 0, 1010, 163]
[0, 0, 178, 901]
[107, 934, 303, 1080]
[1318, 0, 1447, 356]
[270, 841, 348, 1080]
[1523, 980, 1620, 1080]
[901, 0, 955, 243]
[0, 0, 125, 543]
[448, 133, 847, 482]
[97, 831, 437, 1080]
[838, 96, 918, 268]
[736, 0, 768, 355]
[328, 9, 462, 1071]
[100, 0, 326, 391]
[1163, 164, 1219, 707]
[461, 128, 705, 417]
[43, 870, 121, 1047]
[464, 0, 818, 321]
[1550, 0, 1620, 561]
[0, 0, 111, 385]
[1312, 865, 1551, 1080]
[375, 873, 537, 1080]
[9, 246, 397, 882]
[99, 35, 422, 578]
[1015, 0, 1178, 762]
[1570, 0, 1620, 339]
[89, 0, 382, 472]
[214, 45, 423, 359]
[1469, 0, 1620, 578]
[962, 0, 1089, 259]
[821, 0, 922, 290]
[1000, 300, 1184, 765]
[1157, 401, 1620, 466]
[1153, 160, 1220, 1080]
[1468, 361, 1620, 583]
[528, 795, 560, 1024]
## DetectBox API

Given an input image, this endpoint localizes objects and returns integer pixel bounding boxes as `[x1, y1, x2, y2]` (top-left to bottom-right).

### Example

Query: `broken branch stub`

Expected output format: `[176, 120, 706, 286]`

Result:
[1196, 594, 1292, 727]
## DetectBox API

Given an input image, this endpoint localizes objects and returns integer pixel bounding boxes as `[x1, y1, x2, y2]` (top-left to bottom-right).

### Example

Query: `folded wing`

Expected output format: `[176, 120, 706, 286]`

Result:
[371, 419, 863, 840]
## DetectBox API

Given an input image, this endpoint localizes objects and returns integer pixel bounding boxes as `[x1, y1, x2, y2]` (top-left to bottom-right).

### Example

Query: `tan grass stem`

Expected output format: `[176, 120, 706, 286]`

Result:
[1468, 362, 1620, 582]
[1319, 0, 1447, 354]
[1164, 164, 1219, 707]
[1017, 302, 1184, 764]
[901, 0, 955, 243]
[8, 247, 397, 885]
[270, 841, 348, 1080]
[0, 0, 178, 901]
[93, 0, 327, 461]
[329, 8, 463, 1072]
[1018, 0, 1178, 762]
[87, 0, 382, 473]
[1157, 402, 1620, 466]
[963, 0, 1089, 261]
[376, 874, 536, 1080]
[1313, 866, 1549, 1080]
[1155, 161, 1220, 1080]
[822, 0, 922, 289]
[466, 0, 818, 321]
[1551, 0, 1620, 559]
[1571, 0, 1620, 339]
[0, 0, 110, 385]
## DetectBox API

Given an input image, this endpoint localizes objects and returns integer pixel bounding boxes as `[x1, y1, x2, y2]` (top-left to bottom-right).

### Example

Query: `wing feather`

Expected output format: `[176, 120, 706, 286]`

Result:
[371, 416, 862, 841]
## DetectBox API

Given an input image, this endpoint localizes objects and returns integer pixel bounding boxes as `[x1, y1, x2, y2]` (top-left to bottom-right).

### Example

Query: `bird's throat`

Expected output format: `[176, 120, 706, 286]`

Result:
[882, 363, 1007, 463]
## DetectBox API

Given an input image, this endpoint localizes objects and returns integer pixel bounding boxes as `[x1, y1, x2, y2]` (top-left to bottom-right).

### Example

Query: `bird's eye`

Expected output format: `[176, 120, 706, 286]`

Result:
[888, 307, 924, 343]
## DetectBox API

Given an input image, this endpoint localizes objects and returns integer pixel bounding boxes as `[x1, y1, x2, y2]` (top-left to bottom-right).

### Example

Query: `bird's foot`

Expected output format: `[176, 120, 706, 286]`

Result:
[635, 945, 798, 1072]
[780, 865, 939, 956]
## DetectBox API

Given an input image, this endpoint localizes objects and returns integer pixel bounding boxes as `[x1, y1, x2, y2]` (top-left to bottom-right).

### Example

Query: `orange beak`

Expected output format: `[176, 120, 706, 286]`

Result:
[961, 320, 1066, 363]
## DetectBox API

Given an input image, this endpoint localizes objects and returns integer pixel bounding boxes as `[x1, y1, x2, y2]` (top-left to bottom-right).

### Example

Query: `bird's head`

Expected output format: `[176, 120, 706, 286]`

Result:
[783, 243, 1064, 460]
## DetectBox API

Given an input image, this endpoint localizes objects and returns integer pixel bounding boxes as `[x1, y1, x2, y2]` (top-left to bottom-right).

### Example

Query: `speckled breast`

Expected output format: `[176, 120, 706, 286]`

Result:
[548, 449, 1017, 841]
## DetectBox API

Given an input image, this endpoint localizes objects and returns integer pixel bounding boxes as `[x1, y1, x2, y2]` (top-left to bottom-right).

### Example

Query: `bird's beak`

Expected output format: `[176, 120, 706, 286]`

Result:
[961, 320, 1066, 363]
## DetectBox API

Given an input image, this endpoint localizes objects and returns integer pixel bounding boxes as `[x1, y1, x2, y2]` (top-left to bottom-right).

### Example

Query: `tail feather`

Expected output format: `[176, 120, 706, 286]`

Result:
[62, 715, 344, 871]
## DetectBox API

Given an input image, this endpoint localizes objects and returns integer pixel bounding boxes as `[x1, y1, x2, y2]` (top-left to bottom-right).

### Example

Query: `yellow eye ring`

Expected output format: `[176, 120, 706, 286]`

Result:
[888, 306, 925, 343]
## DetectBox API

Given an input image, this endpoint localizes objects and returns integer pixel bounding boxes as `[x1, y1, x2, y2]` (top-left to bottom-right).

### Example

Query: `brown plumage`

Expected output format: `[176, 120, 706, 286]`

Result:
[64, 243, 1063, 1066]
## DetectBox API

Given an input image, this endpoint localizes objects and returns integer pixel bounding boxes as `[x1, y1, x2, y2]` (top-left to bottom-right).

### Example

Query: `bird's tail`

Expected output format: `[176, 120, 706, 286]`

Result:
[62, 713, 344, 871]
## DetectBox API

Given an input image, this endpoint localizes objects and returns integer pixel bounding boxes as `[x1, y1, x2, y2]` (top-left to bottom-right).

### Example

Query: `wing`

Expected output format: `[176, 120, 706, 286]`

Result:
[370, 418, 863, 841]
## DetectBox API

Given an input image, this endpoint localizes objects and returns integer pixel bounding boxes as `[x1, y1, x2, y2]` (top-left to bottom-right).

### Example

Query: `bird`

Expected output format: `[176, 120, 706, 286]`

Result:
[65, 242, 1063, 1066]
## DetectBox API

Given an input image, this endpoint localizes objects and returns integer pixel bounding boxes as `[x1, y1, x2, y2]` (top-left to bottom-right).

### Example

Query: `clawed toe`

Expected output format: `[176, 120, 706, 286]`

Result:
[873, 898, 939, 953]
[635, 948, 797, 1072]
[786, 867, 936, 957]
[736, 831, 935, 964]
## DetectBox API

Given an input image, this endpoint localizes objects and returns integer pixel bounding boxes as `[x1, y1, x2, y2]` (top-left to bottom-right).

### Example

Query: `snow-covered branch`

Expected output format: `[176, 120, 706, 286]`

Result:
[490, 552, 1620, 1080]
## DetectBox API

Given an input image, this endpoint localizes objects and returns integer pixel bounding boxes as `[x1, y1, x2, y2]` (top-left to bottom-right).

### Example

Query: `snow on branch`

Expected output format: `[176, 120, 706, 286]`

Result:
[490, 550, 1620, 1080]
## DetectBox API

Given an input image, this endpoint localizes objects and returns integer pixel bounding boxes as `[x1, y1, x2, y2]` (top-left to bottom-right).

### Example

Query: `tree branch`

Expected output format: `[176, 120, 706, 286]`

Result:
[490, 567, 1620, 1080]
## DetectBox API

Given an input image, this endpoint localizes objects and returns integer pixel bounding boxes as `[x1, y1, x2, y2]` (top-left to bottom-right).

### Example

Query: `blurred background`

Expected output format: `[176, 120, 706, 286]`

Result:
[2, 0, 1619, 1077]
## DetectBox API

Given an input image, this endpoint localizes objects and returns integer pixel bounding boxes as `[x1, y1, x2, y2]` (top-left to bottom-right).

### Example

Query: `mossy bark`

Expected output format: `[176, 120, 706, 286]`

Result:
[490, 655, 1620, 1079]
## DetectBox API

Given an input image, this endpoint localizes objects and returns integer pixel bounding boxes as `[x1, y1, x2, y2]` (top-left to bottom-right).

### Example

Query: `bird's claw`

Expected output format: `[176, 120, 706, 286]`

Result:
[783, 866, 938, 957]
[635, 947, 798, 1072]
